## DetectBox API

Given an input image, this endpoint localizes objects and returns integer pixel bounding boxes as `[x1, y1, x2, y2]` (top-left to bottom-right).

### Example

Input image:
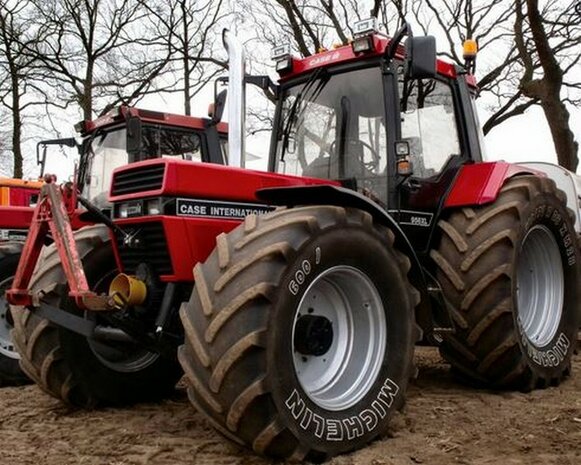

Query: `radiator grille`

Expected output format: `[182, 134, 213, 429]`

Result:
[111, 164, 165, 196]
[116, 222, 173, 275]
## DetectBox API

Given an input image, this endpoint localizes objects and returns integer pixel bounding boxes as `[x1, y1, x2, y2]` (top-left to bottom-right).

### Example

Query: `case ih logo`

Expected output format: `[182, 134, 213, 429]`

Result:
[176, 198, 274, 220]
[307, 51, 341, 67]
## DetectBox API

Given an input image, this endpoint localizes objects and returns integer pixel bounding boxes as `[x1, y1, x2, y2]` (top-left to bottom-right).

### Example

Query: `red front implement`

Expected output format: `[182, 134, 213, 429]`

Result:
[6, 176, 112, 310]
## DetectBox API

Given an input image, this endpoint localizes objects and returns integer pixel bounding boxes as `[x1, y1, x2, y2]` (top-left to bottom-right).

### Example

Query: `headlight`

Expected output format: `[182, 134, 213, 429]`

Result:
[118, 201, 142, 218]
[119, 203, 129, 218]
[146, 199, 161, 215]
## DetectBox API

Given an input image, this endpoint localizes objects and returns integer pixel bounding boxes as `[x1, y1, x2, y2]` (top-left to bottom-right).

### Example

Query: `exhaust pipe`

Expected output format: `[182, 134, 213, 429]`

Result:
[222, 29, 246, 168]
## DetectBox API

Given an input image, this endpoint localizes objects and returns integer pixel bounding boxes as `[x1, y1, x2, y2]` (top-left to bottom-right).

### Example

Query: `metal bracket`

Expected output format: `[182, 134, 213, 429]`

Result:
[33, 302, 96, 338]
[6, 179, 108, 310]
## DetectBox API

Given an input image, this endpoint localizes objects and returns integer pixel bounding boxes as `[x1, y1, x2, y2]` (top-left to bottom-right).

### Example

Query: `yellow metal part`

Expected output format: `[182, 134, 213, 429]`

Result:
[463, 39, 478, 59]
[0, 178, 43, 189]
[0, 187, 9, 206]
[109, 273, 147, 307]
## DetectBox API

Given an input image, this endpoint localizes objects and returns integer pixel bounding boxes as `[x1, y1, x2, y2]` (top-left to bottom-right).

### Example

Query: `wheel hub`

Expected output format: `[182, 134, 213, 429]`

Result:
[292, 265, 386, 411]
[294, 315, 334, 356]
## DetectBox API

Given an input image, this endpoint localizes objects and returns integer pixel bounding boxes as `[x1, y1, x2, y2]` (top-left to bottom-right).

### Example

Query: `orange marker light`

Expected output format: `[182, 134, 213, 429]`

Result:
[463, 39, 478, 60]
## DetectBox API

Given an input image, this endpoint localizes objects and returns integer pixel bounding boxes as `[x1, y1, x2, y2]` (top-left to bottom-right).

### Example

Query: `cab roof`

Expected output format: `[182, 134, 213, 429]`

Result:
[83, 106, 228, 136]
[278, 34, 477, 88]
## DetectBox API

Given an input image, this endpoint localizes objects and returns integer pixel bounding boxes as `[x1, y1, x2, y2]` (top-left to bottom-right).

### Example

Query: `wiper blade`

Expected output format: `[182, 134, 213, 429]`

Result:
[280, 68, 328, 162]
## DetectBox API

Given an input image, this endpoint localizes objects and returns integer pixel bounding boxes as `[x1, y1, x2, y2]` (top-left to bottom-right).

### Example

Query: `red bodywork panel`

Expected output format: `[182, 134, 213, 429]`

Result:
[110, 159, 339, 281]
[112, 216, 240, 282]
[8, 187, 38, 207]
[280, 34, 478, 88]
[0, 206, 34, 228]
[0, 180, 41, 233]
[109, 158, 338, 203]
[444, 162, 543, 208]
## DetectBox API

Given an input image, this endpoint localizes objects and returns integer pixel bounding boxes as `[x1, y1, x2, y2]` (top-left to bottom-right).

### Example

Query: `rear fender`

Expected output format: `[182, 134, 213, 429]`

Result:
[257, 184, 430, 325]
[444, 161, 542, 208]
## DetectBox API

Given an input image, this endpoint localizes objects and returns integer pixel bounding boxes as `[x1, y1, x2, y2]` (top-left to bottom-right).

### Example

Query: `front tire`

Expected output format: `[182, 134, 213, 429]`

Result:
[11, 225, 182, 407]
[0, 242, 30, 386]
[179, 206, 420, 460]
[432, 175, 581, 389]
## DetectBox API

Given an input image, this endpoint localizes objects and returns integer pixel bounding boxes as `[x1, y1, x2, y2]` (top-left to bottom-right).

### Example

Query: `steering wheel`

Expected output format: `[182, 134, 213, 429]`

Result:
[328, 138, 381, 174]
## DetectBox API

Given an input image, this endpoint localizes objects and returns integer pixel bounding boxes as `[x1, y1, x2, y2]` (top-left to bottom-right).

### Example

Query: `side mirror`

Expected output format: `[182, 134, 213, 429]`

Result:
[406, 36, 436, 80]
[126, 116, 142, 159]
[36, 137, 77, 176]
[211, 89, 227, 124]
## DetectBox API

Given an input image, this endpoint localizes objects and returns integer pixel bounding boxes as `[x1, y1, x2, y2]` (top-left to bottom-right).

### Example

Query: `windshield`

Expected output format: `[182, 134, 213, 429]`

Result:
[84, 128, 128, 208]
[139, 125, 203, 161]
[275, 67, 388, 204]
[83, 125, 205, 208]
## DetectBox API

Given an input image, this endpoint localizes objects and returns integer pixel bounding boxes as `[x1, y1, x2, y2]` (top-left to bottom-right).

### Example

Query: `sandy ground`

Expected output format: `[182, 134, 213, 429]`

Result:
[0, 347, 579, 465]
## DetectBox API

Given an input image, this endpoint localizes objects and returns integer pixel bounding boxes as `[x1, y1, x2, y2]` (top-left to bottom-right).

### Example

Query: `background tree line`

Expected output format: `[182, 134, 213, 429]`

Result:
[0, 0, 579, 177]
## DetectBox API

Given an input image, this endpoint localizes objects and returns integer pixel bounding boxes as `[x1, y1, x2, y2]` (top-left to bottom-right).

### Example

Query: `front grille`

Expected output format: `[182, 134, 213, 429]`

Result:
[111, 164, 165, 196]
[116, 222, 173, 275]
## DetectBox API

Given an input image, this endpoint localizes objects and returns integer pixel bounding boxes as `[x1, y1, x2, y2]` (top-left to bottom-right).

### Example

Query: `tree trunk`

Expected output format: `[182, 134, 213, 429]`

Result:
[521, 0, 579, 171]
[539, 89, 579, 171]
[82, 60, 94, 120]
[181, 0, 191, 116]
[10, 63, 22, 178]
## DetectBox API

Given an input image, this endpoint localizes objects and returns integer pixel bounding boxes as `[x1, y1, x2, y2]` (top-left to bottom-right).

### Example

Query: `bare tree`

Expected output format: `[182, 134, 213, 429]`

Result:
[139, 0, 227, 116]
[29, 0, 173, 120]
[0, 0, 43, 178]
[514, 0, 580, 170]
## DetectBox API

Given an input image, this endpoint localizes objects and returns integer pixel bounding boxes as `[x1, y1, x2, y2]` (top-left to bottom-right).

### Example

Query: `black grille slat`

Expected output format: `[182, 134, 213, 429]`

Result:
[112, 165, 165, 196]
[116, 222, 173, 275]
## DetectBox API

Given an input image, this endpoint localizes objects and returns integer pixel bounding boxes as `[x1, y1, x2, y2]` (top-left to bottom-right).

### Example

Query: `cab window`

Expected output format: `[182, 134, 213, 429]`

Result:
[399, 78, 460, 178]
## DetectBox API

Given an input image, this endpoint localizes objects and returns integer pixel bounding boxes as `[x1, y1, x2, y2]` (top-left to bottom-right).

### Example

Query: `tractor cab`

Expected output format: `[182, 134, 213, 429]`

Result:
[0, 178, 42, 208]
[269, 21, 483, 252]
[75, 106, 228, 208]
[0, 178, 43, 242]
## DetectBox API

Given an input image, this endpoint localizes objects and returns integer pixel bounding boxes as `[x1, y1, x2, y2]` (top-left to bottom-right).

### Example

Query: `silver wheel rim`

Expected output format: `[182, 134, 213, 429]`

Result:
[0, 276, 18, 360]
[292, 265, 386, 411]
[516, 225, 564, 347]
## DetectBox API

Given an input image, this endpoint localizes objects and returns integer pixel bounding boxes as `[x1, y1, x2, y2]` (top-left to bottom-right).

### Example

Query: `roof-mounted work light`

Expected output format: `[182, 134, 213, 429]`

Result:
[351, 17, 377, 54]
[272, 43, 293, 74]
[353, 17, 378, 36]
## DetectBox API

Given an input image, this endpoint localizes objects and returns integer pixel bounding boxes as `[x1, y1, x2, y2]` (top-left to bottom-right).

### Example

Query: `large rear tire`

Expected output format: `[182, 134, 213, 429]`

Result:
[11, 225, 182, 407]
[432, 175, 581, 389]
[179, 206, 420, 460]
[0, 242, 30, 386]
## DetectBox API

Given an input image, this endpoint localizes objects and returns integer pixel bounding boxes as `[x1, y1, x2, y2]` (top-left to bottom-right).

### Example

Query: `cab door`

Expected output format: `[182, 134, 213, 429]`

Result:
[391, 76, 466, 253]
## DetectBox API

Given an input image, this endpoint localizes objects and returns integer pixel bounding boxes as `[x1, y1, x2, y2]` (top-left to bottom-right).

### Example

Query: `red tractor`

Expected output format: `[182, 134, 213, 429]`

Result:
[7, 25, 581, 461]
[0, 105, 227, 387]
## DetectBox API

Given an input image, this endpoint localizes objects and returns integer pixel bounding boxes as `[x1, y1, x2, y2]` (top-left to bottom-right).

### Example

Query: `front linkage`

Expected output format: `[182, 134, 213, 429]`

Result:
[5, 176, 168, 350]
[7, 175, 117, 312]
